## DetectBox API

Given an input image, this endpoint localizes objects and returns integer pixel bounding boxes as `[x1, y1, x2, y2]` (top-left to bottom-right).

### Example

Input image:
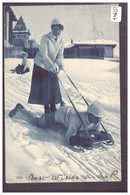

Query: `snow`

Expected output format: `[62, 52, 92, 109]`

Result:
[4, 57, 121, 183]
[65, 39, 118, 47]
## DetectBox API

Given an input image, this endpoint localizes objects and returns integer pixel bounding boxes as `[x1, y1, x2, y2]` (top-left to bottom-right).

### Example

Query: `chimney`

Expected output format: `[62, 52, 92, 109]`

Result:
[71, 39, 73, 44]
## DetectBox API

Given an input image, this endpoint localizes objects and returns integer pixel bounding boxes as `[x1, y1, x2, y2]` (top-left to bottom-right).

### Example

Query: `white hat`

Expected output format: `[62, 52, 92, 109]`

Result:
[21, 51, 28, 57]
[51, 18, 64, 29]
[87, 102, 104, 118]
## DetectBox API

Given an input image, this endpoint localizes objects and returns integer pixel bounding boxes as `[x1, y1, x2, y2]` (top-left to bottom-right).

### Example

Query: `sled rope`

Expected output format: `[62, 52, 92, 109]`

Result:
[59, 78, 90, 136]
[63, 70, 114, 145]
[64, 70, 107, 131]
[63, 70, 89, 106]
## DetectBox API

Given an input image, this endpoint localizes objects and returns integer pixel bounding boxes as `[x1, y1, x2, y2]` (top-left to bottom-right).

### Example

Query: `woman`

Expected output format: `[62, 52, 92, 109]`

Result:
[28, 18, 65, 113]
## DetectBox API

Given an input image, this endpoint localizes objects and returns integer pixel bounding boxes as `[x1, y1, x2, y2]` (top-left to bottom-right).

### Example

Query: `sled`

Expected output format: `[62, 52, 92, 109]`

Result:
[70, 130, 114, 150]
[59, 70, 114, 150]
[10, 64, 30, 74]
[89, 130, 114, 146]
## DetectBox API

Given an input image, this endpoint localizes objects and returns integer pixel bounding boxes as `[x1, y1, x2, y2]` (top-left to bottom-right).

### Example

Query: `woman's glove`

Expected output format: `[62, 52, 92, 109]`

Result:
[59, 65, 64, 71]
[48, 67, 57, 74]
[57, 65, 64, 74]
[48, 63, 57, 74]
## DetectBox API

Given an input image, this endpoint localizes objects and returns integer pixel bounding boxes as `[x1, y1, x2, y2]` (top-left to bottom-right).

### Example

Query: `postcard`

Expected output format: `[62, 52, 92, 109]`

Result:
[3, 2, 127, 192]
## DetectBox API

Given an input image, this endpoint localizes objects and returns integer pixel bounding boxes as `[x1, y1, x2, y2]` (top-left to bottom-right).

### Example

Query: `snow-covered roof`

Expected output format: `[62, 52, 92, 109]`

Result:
[65, 39, 118, 48]
[75, 39, 117, 45]
[4, 40, 14, 47]
[13, 30, 30, 33]
[6, 6, 17, 21]
[64, 44, 74, 48]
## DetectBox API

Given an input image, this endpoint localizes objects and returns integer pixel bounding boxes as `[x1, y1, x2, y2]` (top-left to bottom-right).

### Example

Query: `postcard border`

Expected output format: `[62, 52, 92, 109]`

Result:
[3, 2, 127, 192]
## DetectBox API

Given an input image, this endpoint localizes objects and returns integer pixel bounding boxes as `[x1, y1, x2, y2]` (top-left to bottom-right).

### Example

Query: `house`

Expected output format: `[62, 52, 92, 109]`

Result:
[4, 7, 39, 58]
[12, 16, 39, 58]
[4, 5, 17, 57]
[64, 40, 117, 59]
[4, 6, 17, 45]
[13, 16, 31, 48]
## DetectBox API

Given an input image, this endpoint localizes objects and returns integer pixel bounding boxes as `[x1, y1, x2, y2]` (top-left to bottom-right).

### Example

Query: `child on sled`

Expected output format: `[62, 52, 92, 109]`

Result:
[11, 51, 30, 74]
[9, 102, 112, 149]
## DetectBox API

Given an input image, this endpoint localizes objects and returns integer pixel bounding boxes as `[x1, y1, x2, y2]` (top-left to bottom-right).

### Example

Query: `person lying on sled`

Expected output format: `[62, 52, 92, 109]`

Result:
[10, 51, 30, 74]
[9, 102, 110, 149]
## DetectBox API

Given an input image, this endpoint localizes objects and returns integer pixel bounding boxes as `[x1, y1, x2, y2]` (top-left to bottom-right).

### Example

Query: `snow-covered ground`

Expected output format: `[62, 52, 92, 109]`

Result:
[4, 57, 121, 183]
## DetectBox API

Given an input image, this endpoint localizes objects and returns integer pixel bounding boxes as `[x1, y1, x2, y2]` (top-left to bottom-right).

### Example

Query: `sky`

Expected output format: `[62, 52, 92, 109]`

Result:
[10, 3, 119, 45]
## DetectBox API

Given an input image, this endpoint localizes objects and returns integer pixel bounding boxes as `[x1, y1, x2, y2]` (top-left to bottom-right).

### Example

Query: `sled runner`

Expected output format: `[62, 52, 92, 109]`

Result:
[59, 70, 114, 149]
[89, 130, 114, 146]
[70, 129, 114, 150]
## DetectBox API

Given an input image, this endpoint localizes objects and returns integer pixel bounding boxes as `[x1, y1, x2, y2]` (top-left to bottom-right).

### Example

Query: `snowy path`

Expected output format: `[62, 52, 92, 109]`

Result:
[4, 58, 121, 183]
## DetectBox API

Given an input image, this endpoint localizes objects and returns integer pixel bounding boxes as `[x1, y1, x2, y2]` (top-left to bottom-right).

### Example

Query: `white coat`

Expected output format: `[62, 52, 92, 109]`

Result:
[34, 32, 64, 71]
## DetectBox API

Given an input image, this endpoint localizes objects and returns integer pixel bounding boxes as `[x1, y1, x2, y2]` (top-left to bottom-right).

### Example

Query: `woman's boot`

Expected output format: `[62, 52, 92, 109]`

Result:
[44, 105, 51, 114]
[60, 100, 66, 107]
[50, 104, 57, 112]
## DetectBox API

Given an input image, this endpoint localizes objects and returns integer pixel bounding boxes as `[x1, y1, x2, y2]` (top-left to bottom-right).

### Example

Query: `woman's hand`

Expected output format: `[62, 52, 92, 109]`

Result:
[59, 66, 64, 71]
[48, 67, 57, 74]
[56, 65, 64, 74]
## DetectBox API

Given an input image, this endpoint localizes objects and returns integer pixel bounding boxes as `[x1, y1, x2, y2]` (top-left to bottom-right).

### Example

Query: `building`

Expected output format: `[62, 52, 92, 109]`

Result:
[64, 40, 117, 59]
[4, 5, 17, 57]
[13, 16, 31, 48]
[4, 6, 39, 58]
[12, 16, 39, 58]
[4, 6, 17, 46]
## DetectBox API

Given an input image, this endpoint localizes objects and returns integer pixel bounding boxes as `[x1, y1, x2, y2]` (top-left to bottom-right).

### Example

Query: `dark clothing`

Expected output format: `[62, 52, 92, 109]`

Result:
[34, 111, 56, 128]
[44, 110, 57, 126]
[28, 64, 62, 105]
[14, 64, 30, 74]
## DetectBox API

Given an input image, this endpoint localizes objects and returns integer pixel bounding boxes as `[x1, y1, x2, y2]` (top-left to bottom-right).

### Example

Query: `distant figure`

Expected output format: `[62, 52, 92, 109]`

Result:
[10, 51, 30, 74]
[28, 18, 65, 114]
